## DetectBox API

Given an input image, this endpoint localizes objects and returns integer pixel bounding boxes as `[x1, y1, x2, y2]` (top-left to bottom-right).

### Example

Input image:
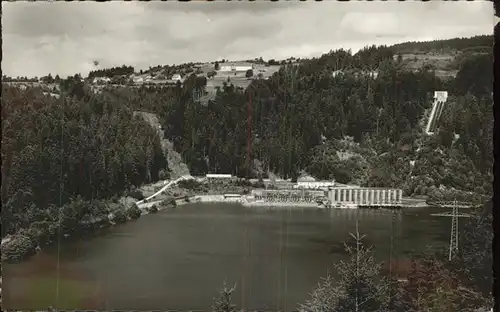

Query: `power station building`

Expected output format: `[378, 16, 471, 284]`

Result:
[328, 187, 403, 208]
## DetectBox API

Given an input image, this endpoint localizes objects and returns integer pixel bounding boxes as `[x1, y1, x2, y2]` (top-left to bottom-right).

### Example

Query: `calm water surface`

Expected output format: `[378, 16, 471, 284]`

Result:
[3, 204, 450, 310]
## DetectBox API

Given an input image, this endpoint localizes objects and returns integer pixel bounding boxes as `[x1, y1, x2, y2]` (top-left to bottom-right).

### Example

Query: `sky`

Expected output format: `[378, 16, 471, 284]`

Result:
[2, 1, 496, 78]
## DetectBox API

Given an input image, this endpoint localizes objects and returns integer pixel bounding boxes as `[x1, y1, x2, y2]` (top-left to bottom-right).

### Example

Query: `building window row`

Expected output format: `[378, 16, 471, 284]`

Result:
[329, 188, 402, 205]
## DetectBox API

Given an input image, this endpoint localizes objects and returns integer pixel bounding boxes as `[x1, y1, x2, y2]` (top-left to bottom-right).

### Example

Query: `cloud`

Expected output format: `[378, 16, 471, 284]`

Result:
[142, 0, 300, 14]
[1, 1, 495, 78]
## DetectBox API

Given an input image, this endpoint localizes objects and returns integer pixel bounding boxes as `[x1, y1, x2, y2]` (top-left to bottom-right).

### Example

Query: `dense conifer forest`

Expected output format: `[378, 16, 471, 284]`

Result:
[123, 42, 492, 201]
[1, 83, 167, 237]
[2, 35, 493, 252]
[1, 34, 493, 311]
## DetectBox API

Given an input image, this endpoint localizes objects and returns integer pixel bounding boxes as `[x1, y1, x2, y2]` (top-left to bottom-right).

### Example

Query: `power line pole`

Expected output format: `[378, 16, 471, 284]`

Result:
[430, 200, 477, 261]
[388, 209, 402, 309]
[449, 201, 459, 260]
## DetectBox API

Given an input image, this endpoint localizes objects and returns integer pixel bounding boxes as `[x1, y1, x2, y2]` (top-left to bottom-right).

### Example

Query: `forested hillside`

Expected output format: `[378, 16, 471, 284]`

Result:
[1, 83, 167, 237]
[390, 35, 492, 54]
[87, 65, 135, 80]
[389, 35, 493, 80]
[113, 42, 492, 201]
[1, 35, 492, 240]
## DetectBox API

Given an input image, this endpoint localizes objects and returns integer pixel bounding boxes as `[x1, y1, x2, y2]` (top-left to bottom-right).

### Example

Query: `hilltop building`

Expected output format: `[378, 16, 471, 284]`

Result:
[171, 74, 182, 82]
[92, 77, 111, 84]
[219, 62, 254, 72]
[132, 76, 144, 84]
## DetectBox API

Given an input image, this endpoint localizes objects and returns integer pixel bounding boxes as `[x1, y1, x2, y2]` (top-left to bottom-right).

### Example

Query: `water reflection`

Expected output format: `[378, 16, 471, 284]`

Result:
[3, 204, 448, 311]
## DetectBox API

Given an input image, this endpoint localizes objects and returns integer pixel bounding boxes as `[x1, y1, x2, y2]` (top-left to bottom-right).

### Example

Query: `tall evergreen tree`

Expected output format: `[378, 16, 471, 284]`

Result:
[299, 225, 393, 312]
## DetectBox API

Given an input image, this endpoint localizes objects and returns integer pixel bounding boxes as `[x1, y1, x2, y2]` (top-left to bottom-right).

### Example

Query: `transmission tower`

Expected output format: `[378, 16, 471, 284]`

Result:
[430, 200, 478, 261]
[388, 208, 402, 309]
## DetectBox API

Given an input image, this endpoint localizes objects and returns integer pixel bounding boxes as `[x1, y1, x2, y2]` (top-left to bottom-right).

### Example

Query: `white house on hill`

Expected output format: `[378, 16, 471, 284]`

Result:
[219, 62, 253, 72]
[171, 74, 182, 82]
[92, 77, 111, 84]
[132, 76, 144, 83]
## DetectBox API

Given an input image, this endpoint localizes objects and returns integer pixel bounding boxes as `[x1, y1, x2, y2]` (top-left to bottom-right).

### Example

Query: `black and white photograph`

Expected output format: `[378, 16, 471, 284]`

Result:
[1, 1, 496, 311]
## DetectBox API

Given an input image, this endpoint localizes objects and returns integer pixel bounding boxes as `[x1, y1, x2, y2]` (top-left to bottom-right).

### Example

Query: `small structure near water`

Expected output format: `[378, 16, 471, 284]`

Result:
[293, 180, 335, 190]
[250, 189, 325, 207]
[206, 174, 232, 179]
[205, 174, 233, 183]
[223, 194, 242, 203]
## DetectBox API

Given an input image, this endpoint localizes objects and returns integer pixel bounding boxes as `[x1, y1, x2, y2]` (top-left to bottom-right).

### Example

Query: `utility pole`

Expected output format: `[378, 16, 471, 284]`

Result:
[430, 200, 477, 261]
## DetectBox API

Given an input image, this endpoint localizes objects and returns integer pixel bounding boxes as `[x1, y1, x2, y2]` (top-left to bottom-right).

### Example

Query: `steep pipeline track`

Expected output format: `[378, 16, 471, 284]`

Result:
[133, 111, 190, 179]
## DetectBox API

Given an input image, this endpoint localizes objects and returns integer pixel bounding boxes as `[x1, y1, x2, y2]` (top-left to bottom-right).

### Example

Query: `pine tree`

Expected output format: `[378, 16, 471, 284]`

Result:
[299, 274, 337, 312]
[299, 223, 392, 312]
[211, 282, 238, 312]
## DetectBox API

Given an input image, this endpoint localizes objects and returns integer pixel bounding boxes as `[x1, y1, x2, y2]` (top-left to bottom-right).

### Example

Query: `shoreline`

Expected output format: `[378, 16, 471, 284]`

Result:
[0, 185, 475, 264]
[242, 200, 323, 208]
[189, 195, 326, 208]
[1, 176, 192, 264]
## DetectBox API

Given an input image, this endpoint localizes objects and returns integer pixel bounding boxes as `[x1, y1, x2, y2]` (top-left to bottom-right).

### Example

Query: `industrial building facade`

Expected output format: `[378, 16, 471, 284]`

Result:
[328, 187, 403, 208]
